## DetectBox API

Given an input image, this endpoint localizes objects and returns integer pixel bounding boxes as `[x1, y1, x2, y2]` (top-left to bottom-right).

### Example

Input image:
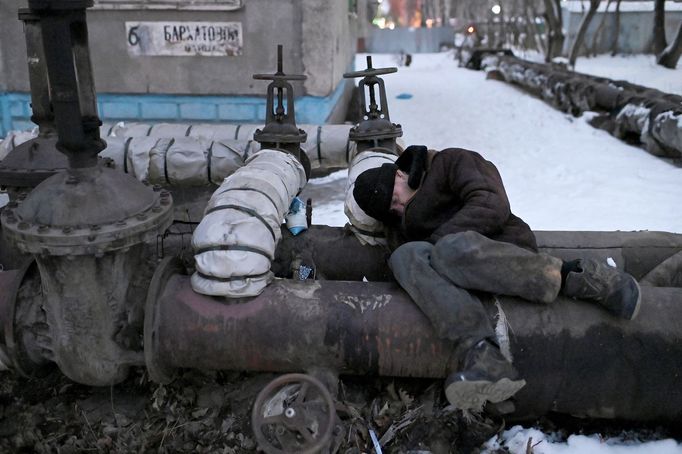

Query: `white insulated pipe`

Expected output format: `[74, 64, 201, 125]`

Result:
[191, 149, 306, 297]
[1, 123, 357, 184]
[344, 150, 399, 247]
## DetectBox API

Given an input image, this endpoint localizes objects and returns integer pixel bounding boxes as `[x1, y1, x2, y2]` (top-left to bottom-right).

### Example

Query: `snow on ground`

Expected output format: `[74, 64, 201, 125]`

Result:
[575, 54, 682, 94]
[306, 52, 682, 234]
[483, 426, 682, 454]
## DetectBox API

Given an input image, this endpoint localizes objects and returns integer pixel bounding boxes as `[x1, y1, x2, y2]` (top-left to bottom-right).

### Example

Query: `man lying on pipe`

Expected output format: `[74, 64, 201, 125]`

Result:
[352, 145, 641, 411]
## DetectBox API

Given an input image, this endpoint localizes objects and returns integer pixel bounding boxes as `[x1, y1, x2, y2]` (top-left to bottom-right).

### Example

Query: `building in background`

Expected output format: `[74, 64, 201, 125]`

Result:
[561, 0, 682, 56]
[0, 0, 359, 137]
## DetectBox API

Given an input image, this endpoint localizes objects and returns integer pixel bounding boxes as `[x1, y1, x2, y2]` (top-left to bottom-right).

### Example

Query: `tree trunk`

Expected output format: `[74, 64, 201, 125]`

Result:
[590, 0, 612, 56]
[657, 21, 682, 68]
[543, 0, 565, 62]
[611, 0, 622, 55]
[568, 0, 600, 67]
[526, 0, 546, 53]
[653, 0, 667, 55]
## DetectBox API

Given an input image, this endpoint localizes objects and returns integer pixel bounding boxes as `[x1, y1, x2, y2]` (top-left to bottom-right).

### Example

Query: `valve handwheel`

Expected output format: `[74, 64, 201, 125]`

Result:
[252, 373, 335, 454]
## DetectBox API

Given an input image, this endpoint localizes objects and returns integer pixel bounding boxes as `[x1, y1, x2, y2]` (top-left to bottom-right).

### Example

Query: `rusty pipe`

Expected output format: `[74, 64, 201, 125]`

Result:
[145, 258, 682, 421]
[145, 258, 454, 382]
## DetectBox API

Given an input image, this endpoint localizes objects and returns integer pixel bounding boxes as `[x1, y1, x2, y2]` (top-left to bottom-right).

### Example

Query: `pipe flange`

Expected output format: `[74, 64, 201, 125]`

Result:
[0, 260, 50, 377]
[144, 256, 185, 384]
[1, 190, 173, 256]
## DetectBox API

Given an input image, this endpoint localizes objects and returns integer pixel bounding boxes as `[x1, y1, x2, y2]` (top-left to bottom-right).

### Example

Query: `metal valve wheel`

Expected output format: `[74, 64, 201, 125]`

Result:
[343, 66, 397, 79]
[252, 373, 335, 454]
[343, 55, 397, 79]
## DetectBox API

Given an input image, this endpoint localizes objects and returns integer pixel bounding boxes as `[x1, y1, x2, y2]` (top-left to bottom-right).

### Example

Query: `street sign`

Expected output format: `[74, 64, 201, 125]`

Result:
[126, 21, 243, 57]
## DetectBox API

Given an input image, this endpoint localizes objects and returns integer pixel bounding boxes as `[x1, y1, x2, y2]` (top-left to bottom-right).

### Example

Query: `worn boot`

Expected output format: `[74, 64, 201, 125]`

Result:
[444, 339, 526, 411]
[562, 259, 641, 320]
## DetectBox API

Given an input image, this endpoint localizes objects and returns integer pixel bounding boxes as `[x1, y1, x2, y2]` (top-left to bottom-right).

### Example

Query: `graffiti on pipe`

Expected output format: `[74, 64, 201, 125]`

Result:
[335, 293, 392, 314]
[126, 21, 243, 57]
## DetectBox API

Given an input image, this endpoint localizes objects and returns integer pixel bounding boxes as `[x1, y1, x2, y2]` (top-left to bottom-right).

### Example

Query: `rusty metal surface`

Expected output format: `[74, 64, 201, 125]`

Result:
[147, 265, 682, 421]
[273, 225, 393, 282]
[498, 286, 682, 421]
[275, 226, 682, 283]
[146, 273, 455, 380]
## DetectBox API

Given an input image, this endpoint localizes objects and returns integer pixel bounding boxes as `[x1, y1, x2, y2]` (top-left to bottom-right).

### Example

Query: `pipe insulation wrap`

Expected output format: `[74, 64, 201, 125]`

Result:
[1, 123, 356, 178]
[344, 151, 398, 246]
[191, 149, 306, 297]
[0, 129, 37, 161]
[99, 136, 254, 186]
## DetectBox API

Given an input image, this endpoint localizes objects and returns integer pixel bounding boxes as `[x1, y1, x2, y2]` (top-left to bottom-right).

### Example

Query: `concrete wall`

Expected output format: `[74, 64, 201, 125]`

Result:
[366, 26, 454, 54]
[562, 8, 682, 55]
[0, 0, 357, 136]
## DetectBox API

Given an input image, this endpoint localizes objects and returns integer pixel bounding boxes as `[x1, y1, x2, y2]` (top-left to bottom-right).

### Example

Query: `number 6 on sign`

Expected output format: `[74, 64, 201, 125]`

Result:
[125, 21, 243, 57]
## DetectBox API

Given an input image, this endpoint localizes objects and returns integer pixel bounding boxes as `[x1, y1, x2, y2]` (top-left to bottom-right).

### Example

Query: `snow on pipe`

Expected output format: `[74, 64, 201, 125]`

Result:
[487, 56, 682, 159]
[0, 123, 356, 179]
[190, 149, 306, 297]
[610, 103, 682, 158]
[344, 150, 398, 246]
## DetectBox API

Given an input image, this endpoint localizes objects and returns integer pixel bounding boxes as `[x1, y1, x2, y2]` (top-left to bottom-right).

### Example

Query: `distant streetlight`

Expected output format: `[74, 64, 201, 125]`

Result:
[491, 4, 501, 15]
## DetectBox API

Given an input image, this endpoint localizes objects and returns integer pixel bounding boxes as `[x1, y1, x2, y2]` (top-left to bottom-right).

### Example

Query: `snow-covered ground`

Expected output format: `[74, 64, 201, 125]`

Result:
[305, 52, 682, 453]
[483, 426, 682, 454]
[575, 54, 682, 95]
[306, 52, 682, 235]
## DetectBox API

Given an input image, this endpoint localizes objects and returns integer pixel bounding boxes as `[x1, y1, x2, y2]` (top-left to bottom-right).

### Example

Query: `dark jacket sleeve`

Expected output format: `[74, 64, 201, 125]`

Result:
[429, 150, 511, 243]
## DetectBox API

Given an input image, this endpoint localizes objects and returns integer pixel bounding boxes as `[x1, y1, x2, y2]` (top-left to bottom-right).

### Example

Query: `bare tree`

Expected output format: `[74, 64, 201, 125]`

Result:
[653, 0, 667, 55]
[611, 0, 622, 55]
[590, 0, 612, 56]
[657, 22, 682, 68]
[525, 0, 546, 53]
[568, 0, 600, 67]
[543, 0, 564, 62]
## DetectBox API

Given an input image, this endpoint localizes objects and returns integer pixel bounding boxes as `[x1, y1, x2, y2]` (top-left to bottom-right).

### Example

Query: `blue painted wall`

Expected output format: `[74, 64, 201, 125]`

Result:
[0, 79, 348, 138]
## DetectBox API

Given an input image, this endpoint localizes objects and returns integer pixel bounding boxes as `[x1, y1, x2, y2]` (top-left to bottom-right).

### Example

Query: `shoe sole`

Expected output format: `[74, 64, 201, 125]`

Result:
[444, 377, 526, 411]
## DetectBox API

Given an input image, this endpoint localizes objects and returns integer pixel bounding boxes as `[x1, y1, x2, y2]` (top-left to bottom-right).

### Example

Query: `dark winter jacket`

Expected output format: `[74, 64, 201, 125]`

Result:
[387, 146, 538, 252]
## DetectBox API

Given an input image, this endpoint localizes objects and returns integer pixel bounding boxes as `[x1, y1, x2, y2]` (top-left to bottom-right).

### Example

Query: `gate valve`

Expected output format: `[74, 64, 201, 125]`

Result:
[343, 56, 402, 153]
[253, 45, 311, 179]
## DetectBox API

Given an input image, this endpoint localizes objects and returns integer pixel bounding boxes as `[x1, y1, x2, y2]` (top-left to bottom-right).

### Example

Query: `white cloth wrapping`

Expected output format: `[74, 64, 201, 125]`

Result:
[3, 122, 355, 178]
[344, 151, 398, 246]
[98, 136, 255, 185]
[0, 129, 37, 161]
[191, 149, 306, 297]
[100, 122, 354, 171]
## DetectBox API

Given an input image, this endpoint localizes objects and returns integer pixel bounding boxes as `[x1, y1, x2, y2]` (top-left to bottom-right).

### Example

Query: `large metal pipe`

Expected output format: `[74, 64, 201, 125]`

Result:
[275, 226, 682, 282]
[145, 258, 682, 421]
